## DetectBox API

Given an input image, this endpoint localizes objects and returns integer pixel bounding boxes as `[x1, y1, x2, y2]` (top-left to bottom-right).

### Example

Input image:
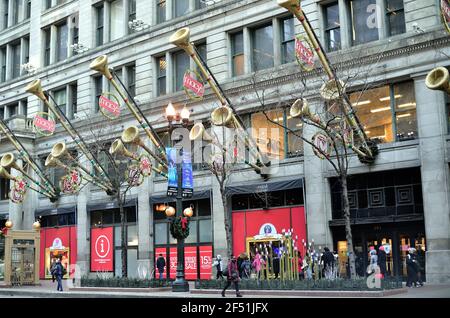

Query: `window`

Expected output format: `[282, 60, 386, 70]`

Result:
[53, 88, 67, 116]
[1, 175, 9, 200]
[156, 56, 167, 96]
[126, 64, 136, 97]
[231, 32, 244, 76]
[6, 103, 18, 118]
[252, 24, 274, 71]
[386, 0, 405, 36]
[174, 50, 189, 91]
[71, 15, 79, 55]
[281, 17, 295, 64]
[174, 0, 189, 18]
[128, 0, 136, 33]
[11, 42, 21, 79]
[0, 47, 6, 82]
[26, 0, 31, 19]
[156, 0, 166, 23]
[43, 28, 51, 66]
[12, 0, 20, 25]
[69, 84, 77, 116]
[350, 81, 417, 143]
[96, 5, 104, 46]
[94, 76, 103, 112]
[110, 0, 125, 41]
[350, 0, 378, 45]
[45, 0, 52, 10]
[195, 0, 207, 10]
[56, 22, 68, 62]
[23, 36, 29, 64]
[20, 99, 28, 117]
[3, 0, 8, 29]
[287, 115, 303, 157]
[251, 110, 286, 160]
[324, 2, 341, 51]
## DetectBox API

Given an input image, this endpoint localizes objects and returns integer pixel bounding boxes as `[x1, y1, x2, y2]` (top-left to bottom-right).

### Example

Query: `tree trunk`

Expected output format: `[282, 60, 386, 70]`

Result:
[220, 186, 233, 259]
[119, 196, 127, 278]
[341, 174, 357, 279]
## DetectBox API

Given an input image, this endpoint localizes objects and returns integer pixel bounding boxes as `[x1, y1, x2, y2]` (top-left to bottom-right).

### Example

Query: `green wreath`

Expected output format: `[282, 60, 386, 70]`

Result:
[170, 216, 190, 240]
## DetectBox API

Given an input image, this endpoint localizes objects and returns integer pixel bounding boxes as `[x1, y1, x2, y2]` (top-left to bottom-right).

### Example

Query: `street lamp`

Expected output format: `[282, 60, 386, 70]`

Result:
[165, 102, 191, 292]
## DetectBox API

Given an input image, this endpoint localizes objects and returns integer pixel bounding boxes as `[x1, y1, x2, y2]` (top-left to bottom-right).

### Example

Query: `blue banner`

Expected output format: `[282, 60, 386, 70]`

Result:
[182, 151, 193, 198]
[166, 147, 178, 196]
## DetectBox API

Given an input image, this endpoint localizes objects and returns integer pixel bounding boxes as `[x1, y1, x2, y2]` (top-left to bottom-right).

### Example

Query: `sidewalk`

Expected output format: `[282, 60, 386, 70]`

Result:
[0, 280, 449, 298]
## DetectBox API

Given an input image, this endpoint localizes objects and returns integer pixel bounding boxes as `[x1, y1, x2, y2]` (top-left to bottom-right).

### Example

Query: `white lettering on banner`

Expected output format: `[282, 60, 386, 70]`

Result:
[33, 115, 55, 133]
[183, 73, 205, 97]
[99, 95, 120, 115]
[295, 39, 314, 66]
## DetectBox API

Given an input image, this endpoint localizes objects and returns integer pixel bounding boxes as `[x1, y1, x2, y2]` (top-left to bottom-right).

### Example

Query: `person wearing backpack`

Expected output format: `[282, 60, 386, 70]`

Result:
[53, 258, 64, 292]
[50, 259, 57, 283]
[221, 255, 242, 297]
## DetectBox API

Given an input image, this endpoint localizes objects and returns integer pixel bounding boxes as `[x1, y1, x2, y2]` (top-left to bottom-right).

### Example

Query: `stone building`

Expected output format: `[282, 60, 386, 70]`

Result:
[0, 0, 448, 283]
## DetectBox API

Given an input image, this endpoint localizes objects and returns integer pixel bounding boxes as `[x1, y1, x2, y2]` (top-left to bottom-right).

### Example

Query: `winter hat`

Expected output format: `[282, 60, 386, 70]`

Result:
[379, 246, 385, 251]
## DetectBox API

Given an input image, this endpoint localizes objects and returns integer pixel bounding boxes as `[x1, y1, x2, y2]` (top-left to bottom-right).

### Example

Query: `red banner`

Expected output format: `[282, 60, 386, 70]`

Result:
[99, 95, 120, 116]
[183, 73, 205, 97]
[295, 38, 314, 67]
[91, 227, 114, 272]
[33, 115, 55, 133]
[199, 246, 213, 279]
[167, 246, 204, 280]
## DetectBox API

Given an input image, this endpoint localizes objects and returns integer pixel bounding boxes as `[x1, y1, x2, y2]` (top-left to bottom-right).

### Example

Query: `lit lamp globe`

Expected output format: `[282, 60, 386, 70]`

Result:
[183, 207, 194, 218]
[5, 220, 13, 229]
[32, 221, 41, 231]
[165, 206, 176, 217]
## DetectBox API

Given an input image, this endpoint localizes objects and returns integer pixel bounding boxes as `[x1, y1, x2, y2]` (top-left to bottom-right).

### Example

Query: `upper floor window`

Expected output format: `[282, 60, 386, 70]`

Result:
[26, 0, 30, 19]
[281, 17, 295, 64]
[324, 2, 341, 52]
[156, 56, 167, 96]
[386, 0, 405, 36]
[349, 0, 379, 45]
[174, 0, 189, 18]
[110, 0, 125, 41]
[11, 42, 21, 79]
[128, 0, 136, 32]
[350, 81, 417, 143]
[50, 83, 77, 119]
[45, 0, 67, 10]
[231, 32, 244, 77]
[0, 47, 6, 82]
[156, 0, 166, 23]
[252, 24, 274, 71]
[56, 21, 68, 62]
[174, 50, 190, 92]
[2, 0, 8, 30]
[93, 76, 103, 113]
[126, 64, 136, 97]
[95, 4, 104, 46]
[43, 28, 51, 66]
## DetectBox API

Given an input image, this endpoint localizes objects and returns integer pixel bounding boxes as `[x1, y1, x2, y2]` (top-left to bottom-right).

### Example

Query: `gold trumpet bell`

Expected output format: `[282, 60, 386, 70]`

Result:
[189, 123, 213, 142]
[290, 98, 308, 118]
[277, 0, 301, 11]
[25, 79, 47, 101]
[110, 139, 138, 160]
[426, 67, 450, 94]
[320, 79, 345, 101]
[51, 142, 70, 160]
[90, 55, 113, 79]
[122, 126, 142, 145]
[211, 106, 235, 128]
[45, 154, 58, 168]
[1, 153, 21, 171]
[169, 28, 194, 55]
[0, 166, 14, 180]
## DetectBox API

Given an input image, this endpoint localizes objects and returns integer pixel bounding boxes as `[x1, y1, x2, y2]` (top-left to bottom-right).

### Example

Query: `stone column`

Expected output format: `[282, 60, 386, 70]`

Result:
[211, 175, 228, 261]
[414, 76, 450, 284]
[302, 99, 333, 249]
[76, 180, 91, 277]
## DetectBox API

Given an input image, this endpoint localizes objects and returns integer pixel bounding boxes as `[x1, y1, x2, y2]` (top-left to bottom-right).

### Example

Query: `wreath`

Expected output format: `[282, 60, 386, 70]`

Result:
[170, 216, 190, 240]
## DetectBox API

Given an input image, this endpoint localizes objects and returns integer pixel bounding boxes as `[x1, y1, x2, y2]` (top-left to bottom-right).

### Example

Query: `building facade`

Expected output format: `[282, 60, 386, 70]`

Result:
[0, 0, 449, 283]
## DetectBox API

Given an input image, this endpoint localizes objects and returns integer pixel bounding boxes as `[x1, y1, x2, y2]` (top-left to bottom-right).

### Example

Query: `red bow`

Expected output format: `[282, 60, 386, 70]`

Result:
[1, 227, 7, 236]
[181, 217, 188, 230]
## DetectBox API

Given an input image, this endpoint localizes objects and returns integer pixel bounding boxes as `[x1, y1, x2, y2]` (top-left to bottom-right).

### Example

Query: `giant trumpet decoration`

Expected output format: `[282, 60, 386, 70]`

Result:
[0, 118, 58, 201]
[425, 66, 450, 94]
[26, 79, 115, 194]
[89, 55, 167, 171]
[278, 0, 377, 163]
[170, 27, 270, 177]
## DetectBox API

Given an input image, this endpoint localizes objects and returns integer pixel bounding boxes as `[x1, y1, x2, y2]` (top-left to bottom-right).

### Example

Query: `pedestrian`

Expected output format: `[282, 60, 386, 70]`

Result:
[406, 248, 418, 287]
[156, 253, 166, 281]
[240, 255, 251, 279]
[213, 255, 224, 280]
[237, 253, 245, 278]
[415, 247, 425, 287]
[273, 251, 280, 279]
[377, 246, 387, 278]
[321, 247, 334, 279]
[413, 248, 424, 287]
[221, 255, 242, 297]
[50, 258, 57, 283]
[52, 258, 64, 292]
[367, 248, 378, 276]
[302, 251, 312, 279]
[252, 252, 264, 280]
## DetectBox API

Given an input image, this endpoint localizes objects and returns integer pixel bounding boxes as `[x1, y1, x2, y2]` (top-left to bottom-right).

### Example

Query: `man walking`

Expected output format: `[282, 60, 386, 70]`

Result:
[52, 258, 64, 292]
[156, 254, 166, 281]
[222, 255, 242, 297]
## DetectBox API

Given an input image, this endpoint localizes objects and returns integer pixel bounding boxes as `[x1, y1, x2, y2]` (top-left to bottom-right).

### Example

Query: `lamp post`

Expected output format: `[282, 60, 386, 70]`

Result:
[165, 101, 190, 292]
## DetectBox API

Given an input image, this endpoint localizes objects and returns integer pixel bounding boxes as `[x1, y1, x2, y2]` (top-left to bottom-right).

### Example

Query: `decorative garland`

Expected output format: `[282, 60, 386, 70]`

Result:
[170, 216, 190, 240]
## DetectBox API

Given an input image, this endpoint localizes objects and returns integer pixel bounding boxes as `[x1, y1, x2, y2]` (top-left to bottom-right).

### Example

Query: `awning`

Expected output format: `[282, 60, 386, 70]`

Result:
[35, 206, 76, 217]
[150, 189, 212, 203]
[225, 178, 303, 196]
[87, 198, 137, 212]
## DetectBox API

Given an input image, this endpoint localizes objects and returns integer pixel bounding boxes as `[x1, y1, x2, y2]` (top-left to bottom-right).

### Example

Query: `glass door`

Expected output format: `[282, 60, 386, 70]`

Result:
[365, 233, 394, 277]
[398, 233, 411, 277]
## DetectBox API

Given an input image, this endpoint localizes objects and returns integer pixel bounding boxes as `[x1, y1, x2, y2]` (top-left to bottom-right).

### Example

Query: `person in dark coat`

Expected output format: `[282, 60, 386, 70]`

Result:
[273, 253, 280, 279]
[377, 246, 387, 278]
[406, 248, 418, 287]
[321, 247, 335, 278]
[52, 258, 64, 292]
[413, 249, 424, 287]
[156, 254, 166, 281]
[221, 255, 242, 297]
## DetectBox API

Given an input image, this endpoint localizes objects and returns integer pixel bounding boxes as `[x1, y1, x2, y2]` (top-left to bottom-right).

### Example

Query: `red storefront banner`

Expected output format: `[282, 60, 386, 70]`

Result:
[199, 246, 213, 279]
[39, 226, 77, 279]
[169, 247, 197, 280]
[91, 227, 114, 272]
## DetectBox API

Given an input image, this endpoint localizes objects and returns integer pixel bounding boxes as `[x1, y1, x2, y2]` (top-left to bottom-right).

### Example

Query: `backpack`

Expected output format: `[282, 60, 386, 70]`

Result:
[62, 266, 67, 276]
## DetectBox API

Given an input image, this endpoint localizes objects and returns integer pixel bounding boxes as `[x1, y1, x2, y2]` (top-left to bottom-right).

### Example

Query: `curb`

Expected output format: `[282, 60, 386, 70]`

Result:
[69, 287, 171, 293]
[191, 288, 408, 297]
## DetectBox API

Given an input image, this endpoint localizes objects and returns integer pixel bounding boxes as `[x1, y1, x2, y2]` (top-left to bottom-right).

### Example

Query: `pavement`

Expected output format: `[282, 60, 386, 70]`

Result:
[0, 280, 448, 298]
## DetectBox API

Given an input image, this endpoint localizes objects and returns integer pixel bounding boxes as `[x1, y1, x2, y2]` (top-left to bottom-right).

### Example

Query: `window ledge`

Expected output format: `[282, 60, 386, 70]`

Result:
[42, 0, 77, 17]
[0, 20, 30, 37]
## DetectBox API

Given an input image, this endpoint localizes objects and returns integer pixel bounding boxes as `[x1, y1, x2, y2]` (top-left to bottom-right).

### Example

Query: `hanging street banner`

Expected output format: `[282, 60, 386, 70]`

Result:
[183, 69, 205, 100]
[33, 112, 56, 136]
[91, 227, 114, 272]
[295, 35, 315, 71]
[166, 147, 178, 197]
[60, 169, 83, 194]
[182, 151, 193, 198]
[99, 92, 121, 120]
[312, 132, 332, 160]
[441, 0, 450, 34]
